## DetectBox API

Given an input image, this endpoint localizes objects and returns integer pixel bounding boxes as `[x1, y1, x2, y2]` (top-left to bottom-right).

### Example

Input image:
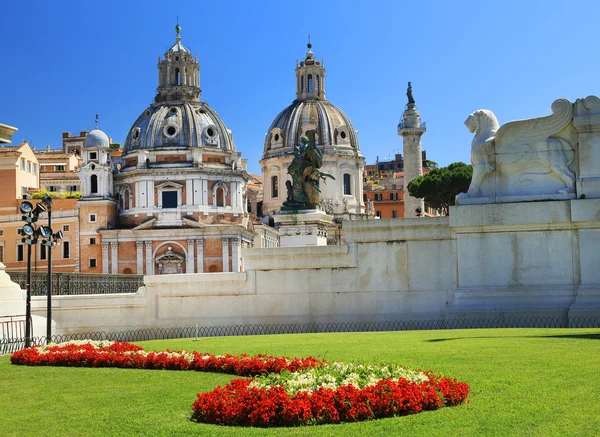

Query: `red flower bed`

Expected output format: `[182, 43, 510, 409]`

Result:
[10, 341, 326, 377]
[11, 341, 470, 427]
[192, 373, 470, 426]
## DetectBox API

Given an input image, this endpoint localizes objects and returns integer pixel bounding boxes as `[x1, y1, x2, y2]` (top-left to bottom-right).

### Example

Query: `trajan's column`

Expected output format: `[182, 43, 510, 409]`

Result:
[398, 81, 426, 217]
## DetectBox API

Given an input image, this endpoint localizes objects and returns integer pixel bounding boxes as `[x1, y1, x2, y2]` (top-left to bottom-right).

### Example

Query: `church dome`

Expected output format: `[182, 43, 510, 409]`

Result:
[84, 128, 110, 149]
[263, 99, 360, 155]
[123, 101, 235, 153]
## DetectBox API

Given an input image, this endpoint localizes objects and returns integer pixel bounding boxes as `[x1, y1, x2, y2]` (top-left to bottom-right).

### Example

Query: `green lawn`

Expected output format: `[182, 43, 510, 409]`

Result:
[1, 328, 599, 436]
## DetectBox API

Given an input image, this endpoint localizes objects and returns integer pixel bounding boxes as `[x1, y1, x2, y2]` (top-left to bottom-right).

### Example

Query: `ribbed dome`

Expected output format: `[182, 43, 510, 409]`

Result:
[84, 128, 110, 149]
[263, 99, 360, 155]
[123, 101, 235, 153]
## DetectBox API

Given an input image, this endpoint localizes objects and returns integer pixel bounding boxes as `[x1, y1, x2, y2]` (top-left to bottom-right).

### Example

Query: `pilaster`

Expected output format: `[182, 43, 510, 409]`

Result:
[231, 238, 241, 272]
[101, 242, 109, 274]
[145, 241, 154, 275]
[221, 238, 229, 272]
[110, 242, 118, 274]
[196, 239, 204, 273]
[187, 239, 195, 273]
[136, 242, 144, 274]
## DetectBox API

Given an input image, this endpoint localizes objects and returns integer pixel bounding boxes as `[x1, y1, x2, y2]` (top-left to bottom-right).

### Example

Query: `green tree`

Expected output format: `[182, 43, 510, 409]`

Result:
[407, 162, 472, 215]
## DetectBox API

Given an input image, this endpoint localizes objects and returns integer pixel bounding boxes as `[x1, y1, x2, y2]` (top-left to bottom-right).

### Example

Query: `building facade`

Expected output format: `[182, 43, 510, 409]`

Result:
[76, 25, 254, 275]
[260, 43, 365, 218]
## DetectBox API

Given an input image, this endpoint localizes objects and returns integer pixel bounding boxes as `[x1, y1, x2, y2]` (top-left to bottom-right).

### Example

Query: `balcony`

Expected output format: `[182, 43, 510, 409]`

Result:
[397, 121, 426, 130]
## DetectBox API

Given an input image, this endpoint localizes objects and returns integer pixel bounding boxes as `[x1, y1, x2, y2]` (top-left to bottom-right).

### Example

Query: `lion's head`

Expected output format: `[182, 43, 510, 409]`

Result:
[465, 110, 499, 141]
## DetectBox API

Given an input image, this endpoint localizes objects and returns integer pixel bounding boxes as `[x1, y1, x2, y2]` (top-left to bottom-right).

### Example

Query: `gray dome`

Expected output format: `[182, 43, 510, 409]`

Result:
[263, 99, 360, 156]
[123, 101, 235, 153]
[84, 128, 110, 149]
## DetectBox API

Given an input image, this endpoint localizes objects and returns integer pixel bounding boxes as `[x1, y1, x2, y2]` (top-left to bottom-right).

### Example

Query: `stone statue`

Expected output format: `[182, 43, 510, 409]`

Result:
[284, 131, 335, 208]
[285, 180, 293, 202]
[407, 81, 415, 105]
[458, 98, 575, 202]
[367, 198, 375, 216]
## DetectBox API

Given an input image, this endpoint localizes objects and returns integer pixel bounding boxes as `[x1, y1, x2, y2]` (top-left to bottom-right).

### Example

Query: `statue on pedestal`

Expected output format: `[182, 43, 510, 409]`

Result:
[284, 130, 335, 208]
[407, 81, 415, 105]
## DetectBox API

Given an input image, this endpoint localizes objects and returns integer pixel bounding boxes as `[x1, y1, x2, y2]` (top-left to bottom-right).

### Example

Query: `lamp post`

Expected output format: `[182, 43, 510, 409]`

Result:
[19, 201, 46, 348]
[39, 194, 54, 343]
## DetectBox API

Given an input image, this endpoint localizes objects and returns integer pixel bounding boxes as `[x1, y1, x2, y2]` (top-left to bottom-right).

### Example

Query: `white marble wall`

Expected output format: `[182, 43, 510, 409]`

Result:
[5, 200, 598, 333]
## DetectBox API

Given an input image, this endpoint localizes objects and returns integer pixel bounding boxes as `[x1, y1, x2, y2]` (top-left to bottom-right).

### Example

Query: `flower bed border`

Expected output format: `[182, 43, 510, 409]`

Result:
[10, 340, 470, 427]
[10, 340, 325, 376]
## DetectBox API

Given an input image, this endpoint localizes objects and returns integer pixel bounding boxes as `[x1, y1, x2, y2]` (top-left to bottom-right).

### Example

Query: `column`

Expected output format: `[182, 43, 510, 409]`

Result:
[101, 242, 109, 274]
[193, 179, 202, 205]
[110, 242, 118, 274]
[221, 238, 229, 272]
[230, 182, 237, 208]
[202, 179, 208, 205]
[355, 164, 363, 213]
[196, 239, 204, 273]
[147, 181, 155, 208]
[231, 238, 241, 272]
[187, 240, 195, 273]
[186, 180, 193, 206]
[136, 242, 144, 274]
[145, 241, 154, 275]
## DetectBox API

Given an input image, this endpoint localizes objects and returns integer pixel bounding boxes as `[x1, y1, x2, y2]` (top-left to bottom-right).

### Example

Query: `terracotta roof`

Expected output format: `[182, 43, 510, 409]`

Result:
[0, 146, 21, 153]
[36, 153, 72, 159]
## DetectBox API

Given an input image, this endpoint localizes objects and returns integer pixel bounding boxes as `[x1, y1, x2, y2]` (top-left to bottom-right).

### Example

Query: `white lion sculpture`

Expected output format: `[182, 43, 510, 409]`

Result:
[459, 98, 575, 200]
[459, 109, 499, 198]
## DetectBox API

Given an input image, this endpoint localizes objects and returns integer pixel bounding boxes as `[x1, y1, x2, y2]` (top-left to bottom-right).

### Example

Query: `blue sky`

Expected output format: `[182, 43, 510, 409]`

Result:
[1, 0, 599, 175]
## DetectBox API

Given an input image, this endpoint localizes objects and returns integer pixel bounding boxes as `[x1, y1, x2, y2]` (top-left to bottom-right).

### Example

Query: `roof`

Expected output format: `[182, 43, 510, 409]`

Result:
[263, 99, 361, 155]
[0, 141, 30, 155]
[36, 153, 72, 159]
[0, 146, 21, 154]
[247, 173, 263, 191]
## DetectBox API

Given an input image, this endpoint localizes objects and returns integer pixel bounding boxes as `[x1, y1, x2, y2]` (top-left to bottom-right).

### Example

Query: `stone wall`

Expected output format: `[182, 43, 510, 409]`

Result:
[2, 199, 598, 334]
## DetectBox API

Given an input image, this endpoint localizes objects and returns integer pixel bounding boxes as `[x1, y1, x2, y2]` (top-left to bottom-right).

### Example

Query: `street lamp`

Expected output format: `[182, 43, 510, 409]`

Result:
[39, 194, 54, 343]
[19, 200, 45, 348]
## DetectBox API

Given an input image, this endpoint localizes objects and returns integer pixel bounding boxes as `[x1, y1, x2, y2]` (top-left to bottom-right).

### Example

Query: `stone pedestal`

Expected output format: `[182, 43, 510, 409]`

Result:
[574, 96, 600, 199]
[0, 262, 25, 316]
[275, 209, 333, 247]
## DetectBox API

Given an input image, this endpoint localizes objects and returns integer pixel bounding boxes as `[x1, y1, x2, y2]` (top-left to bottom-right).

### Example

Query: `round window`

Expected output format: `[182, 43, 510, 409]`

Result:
[207, 128, 215, 137]
[340, 131, 347, 140]
[166, 126, 177, 137]
[274, 134, 280, 142]
[170, 107, 177, 114]
[90, 164, 95, 170]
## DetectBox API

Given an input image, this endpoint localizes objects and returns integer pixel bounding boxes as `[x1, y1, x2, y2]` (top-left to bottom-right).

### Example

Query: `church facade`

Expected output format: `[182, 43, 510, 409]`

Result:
[260, 43, 365, 217]
[78, 25, 254, 275]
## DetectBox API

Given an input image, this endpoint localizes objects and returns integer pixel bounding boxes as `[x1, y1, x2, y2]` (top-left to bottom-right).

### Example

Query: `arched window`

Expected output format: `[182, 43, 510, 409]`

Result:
[123, 189, 130, 209]
[308, 74, 313, 92]
[343, 173, 352, 195]
[175, 68, 180, 85]
[216, 187, 224, 206]
[271, 176, 279, 198]
[90, 174, 98, 194]
[317, 74, 320, 95]
[301, 75, 304, 92]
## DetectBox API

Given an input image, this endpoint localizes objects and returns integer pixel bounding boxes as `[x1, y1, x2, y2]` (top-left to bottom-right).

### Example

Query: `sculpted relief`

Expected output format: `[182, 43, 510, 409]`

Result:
[458, 98, 576, 203]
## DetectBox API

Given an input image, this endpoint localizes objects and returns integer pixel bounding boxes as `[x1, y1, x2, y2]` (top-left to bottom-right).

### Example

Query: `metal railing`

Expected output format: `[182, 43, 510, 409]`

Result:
[2, 316, 598, 355]
[0, 315, 25, 355]
[398, 120, 426, 130]
[6, 272, 144, 296]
